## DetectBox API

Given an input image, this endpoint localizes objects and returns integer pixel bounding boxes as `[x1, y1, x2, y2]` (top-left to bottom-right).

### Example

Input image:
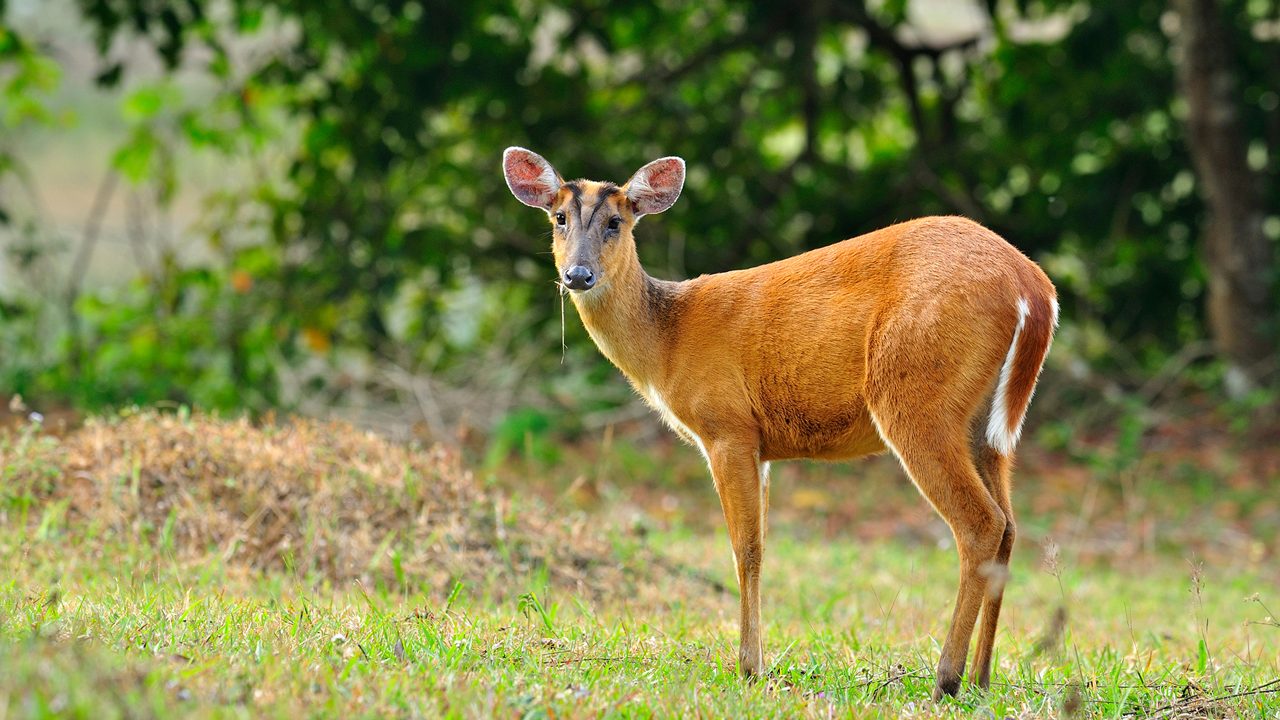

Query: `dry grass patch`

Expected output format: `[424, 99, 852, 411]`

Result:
[1, 409, 667, 600]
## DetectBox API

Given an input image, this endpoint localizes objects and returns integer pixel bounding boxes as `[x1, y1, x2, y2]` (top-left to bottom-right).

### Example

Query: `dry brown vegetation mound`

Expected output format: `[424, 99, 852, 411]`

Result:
[0, 410, 661, 600]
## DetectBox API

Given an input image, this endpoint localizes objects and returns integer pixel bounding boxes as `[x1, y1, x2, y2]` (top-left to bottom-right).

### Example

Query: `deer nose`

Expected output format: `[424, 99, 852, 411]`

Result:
[563, 265, 596, 291]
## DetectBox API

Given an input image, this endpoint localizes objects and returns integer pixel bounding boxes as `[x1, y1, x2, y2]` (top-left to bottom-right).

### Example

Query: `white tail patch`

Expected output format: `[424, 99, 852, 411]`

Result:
[986, 297, 1032, 456]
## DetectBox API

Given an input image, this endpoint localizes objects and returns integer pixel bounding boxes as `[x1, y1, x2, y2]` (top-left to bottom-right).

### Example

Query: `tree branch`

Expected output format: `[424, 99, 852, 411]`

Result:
[624, 26, 771, 89]
[834, 1, 983, 63]
[910, 158, 988, 221]
[832, 0, 985, 150]
[65, 168, 119, 372]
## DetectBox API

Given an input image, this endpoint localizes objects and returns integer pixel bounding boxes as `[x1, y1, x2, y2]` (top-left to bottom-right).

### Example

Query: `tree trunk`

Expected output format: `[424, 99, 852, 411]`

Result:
[1172, 0, 1276, 394]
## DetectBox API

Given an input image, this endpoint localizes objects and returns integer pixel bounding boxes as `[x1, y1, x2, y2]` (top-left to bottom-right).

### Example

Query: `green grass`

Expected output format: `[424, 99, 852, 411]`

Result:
[2, 410, 1278, 718]
[3, 524, 1278, 718]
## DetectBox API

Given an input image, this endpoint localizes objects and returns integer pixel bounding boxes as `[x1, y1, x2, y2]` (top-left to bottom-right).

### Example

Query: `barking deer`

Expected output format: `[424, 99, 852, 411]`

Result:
[502, 147, 1057, 699]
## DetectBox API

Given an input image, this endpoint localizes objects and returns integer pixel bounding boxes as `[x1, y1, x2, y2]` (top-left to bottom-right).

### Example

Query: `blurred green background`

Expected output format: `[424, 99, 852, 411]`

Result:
[0, 0, 1276, 442]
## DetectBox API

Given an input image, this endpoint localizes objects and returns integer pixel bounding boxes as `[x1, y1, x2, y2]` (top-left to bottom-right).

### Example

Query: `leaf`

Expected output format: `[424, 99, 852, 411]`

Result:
[121, 85, 181, 122]
[111, 135, 157, 183]
[180, 113, 231, 150]
[238, 7, 265, 32]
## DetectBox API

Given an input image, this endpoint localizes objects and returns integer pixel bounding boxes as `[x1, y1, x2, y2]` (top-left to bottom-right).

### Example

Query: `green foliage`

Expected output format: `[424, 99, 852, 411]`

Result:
[71, 1, 1274, 328]
[516, 590, 559, 634]
[0, 22, 64, 226]
[487, 407, 561, 467]
[2, 0, 1278, 415]
[0, 265, 277, 410]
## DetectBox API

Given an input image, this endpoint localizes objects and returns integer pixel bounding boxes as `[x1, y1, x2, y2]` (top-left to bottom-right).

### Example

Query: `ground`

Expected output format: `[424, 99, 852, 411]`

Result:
[1, 408, 1278, 718]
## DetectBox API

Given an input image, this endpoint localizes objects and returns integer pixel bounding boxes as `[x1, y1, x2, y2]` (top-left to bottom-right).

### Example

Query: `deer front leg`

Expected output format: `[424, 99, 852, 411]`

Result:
[707, 442, 769, 679]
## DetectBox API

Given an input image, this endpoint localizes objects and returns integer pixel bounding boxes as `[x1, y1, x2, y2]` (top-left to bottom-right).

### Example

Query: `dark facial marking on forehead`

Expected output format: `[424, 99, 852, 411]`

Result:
[587, 185, 622, 228]
[556, 182, 583, 215]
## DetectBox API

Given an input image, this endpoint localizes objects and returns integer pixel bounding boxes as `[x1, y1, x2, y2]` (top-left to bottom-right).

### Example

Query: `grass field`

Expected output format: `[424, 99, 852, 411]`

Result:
[2, 409, 1278, 718]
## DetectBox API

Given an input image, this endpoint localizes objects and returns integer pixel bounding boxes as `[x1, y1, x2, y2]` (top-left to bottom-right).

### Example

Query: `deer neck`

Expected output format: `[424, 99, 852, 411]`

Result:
[570, 253, 676, 387]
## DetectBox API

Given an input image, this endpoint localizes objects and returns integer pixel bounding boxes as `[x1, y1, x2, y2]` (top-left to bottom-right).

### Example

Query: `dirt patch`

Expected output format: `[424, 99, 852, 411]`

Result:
[1, 410, 691, 601]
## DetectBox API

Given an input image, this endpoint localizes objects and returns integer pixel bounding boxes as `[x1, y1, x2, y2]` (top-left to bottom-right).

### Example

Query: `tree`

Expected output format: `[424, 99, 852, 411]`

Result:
[1172, 0, 1276, 394]
[3, 0, 1277, 413]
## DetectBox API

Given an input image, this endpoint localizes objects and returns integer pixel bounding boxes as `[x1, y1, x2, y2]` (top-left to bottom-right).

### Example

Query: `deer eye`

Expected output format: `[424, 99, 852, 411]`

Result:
[607, 216, 621, 231]
[555, 212, 566, 226]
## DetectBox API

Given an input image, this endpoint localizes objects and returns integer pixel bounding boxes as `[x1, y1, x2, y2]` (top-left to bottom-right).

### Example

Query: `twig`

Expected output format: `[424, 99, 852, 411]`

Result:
[580, 400, 653, 431]
[555, 655, 632, 666]
[911, 159, 989, 221]
[557, 279, 568, 363]
[815, 668, 931, 696]
[66, 169, 119, 307]
[126, 189, 155, 276]
[870, 667, 925, 701]
[1133, 677, 1280, 718]
[1135, 340, 1216, 406]
[64, 169, 119, 371]
[624, 27, 770, 89]
[378, 362, 446, 441]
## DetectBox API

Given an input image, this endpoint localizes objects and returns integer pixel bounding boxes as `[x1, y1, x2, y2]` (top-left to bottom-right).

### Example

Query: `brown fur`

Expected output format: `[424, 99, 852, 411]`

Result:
[523, 163, 1057, 699]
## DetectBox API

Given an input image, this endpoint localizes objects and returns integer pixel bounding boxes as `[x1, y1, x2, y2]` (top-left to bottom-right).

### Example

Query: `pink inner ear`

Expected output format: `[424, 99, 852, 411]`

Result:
[505, 154, 544, 183]
[505, 150, 559, 208]
[630, 158, 683, 214]
[647, 161, 680, 188]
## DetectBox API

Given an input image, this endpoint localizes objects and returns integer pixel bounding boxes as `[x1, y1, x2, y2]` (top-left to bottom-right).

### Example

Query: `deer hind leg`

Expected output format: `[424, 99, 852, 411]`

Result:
[707, 440, 769, 678]
[868, 402, 1006, 701]
[970, 442, 1015, 691]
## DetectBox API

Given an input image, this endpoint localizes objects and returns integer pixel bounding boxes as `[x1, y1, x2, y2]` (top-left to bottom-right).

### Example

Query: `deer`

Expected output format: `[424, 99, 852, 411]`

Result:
[502, 146, 1057, 700]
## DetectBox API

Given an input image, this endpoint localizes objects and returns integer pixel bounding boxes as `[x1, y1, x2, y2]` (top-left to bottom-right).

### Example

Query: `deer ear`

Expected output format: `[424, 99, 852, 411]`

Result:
[625, 156, 685, 216]
[503, 146, 563, 210]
